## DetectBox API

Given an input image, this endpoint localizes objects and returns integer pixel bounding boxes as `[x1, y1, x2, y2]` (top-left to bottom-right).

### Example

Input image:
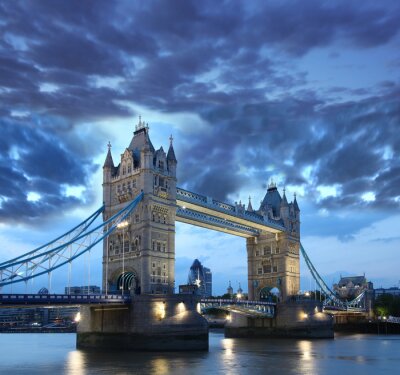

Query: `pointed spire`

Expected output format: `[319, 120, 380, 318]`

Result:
[167, 134, 177, 163]
[103, 141, 114, 168]
[281, 187, 288, 207]
[293, 192, 300, 211]
[247, 196, 254, 212]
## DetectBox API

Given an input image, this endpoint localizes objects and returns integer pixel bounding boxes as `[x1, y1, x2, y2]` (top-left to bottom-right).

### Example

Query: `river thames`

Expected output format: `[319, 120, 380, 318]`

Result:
[0, 331, 399, 374]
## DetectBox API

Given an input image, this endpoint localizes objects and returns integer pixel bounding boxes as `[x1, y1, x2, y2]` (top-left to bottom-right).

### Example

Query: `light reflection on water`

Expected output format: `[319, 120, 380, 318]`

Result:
[1, 332, 400, 374]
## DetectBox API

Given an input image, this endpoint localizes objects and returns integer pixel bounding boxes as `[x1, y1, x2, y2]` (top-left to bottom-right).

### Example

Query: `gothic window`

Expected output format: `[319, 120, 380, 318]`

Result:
[275, 247, 280, 254]
[158, 161, 164, 169]
[135, 214, 139, 223]
[264, 246, 271, 255]
[122, 166, 126, 175]
[255, 250, 260, 257]
[257, 267, 262, 275]
[122, 183, 126, 190]
[152, 241, 155, 251]
[163, 264, 166, 269]
[132, 179, 136, 188]
[158, 214, 161, 223]
[154, 176, 158, 186]
[152, 213, 155, 222]
[162, 243, 166, 252]
[163, 215, 166, 224]
[157, 242, 161, 251]
[273, 265, 278, 273]
[128, 165, 131, 173]
[263, 265, 272, 273]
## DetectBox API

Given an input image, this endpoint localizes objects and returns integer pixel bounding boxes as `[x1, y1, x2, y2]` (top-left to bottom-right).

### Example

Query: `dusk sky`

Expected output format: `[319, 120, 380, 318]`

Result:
[0, 0, 399, 295]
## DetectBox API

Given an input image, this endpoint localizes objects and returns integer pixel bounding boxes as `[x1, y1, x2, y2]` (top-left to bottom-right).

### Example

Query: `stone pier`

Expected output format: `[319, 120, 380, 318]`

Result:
[77, 294, 208, 351]
[225, 300, 333, 339]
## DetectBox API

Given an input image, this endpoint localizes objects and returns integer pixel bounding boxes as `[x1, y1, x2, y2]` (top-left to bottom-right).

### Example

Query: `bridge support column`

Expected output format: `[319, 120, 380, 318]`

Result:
[77, 294, 208, 351]
[225, 301, 333, 339]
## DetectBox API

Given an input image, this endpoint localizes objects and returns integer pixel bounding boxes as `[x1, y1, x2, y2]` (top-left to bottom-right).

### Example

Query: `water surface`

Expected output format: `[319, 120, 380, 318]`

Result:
[0, 331, 399, 374]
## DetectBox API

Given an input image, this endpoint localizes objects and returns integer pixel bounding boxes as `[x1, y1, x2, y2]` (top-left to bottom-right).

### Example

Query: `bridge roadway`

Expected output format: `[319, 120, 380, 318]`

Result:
[176, 187, 285, 237]
[0, 294, 276, 317]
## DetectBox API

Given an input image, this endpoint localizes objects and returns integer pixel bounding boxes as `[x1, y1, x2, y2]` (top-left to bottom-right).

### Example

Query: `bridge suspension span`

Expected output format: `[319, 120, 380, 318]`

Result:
[0, 192, 143, 289]
[300, 243, 366, 311]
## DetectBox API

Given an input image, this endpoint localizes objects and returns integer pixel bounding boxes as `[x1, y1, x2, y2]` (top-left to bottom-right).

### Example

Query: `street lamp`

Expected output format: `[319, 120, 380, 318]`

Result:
[117, 220, 129, 293]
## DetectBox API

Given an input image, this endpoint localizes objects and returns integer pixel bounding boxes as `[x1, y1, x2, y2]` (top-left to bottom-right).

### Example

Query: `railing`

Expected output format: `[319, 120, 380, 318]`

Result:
[176, 207, 259, 236]
[177, 187, 285, 231]
[0, 293, 131, 305]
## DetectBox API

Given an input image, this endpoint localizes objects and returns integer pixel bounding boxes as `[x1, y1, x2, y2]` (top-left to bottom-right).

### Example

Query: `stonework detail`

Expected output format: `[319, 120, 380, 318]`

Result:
[102, 119, 177, 295]
[247, 183, 300, 301]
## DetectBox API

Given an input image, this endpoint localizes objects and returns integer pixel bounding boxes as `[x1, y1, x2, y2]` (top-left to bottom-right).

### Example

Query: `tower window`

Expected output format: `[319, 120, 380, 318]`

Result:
[157, 242, 161, 251]
[128, 165, 131, 173]
[122, 166, 126, 175]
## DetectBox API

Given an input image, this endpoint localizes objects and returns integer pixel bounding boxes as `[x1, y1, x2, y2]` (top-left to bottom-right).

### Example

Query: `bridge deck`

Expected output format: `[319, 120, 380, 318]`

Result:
[176, 187, 285, 236]
[0, 293, 130, 306]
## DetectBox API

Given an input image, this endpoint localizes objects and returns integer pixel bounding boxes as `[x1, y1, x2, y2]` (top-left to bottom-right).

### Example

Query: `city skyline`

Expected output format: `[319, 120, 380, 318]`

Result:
[0, 1, 399, 294]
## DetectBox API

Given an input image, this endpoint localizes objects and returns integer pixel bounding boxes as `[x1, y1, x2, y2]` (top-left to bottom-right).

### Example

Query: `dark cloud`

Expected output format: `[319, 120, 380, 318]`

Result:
[0, 0, 399, 226]
[0, 119, 98, 223]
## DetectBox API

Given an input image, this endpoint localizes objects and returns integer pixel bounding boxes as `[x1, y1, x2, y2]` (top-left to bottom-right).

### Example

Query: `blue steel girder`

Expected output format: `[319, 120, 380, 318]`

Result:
[176, 207, 259, 238]
[0, 192, 143, 287]
[176, 187, 285, 236]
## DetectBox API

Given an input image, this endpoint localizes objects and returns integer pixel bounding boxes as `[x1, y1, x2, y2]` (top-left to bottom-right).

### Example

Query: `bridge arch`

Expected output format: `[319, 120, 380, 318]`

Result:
[259, 286, 281, 302]
[110, 268, 140, 294]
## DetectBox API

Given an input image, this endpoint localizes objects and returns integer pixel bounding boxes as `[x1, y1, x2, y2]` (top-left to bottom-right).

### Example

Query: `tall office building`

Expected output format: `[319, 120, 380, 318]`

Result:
[188, 259, 212, 297]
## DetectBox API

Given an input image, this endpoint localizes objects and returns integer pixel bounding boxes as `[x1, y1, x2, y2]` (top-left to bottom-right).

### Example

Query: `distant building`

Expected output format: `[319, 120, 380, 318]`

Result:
[187, 259, 212, 297]
[375, 287, 400, 299]
[333, 275, 373, 300]
[65, 285, 101, 295]
[227, 281, 233, 297]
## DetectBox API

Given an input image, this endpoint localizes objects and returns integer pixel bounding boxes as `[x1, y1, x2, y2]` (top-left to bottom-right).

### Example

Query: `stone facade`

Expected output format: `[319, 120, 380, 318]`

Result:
[247, 183, 300, 301]
[102, 119, 177, 295]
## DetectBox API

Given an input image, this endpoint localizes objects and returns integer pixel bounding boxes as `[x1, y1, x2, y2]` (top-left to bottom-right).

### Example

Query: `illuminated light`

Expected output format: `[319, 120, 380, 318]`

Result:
[156, 302, 166, 320]
[182, 206, 186, 209]
[237, 293, 242, 300]
[304, 292, 310, 297]
[177, 301, 186, 314]
[74, 312, 81, 322]
[382, 316, 387, 320]
[303, 313, 308, 319]
[117, 220, 129, 229]
[226, 314, 232, 321]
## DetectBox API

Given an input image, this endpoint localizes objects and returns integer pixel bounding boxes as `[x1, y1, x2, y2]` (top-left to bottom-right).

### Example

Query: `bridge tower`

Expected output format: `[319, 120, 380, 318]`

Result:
[247, 182, 300, 301]
[102, 118, 177, 294]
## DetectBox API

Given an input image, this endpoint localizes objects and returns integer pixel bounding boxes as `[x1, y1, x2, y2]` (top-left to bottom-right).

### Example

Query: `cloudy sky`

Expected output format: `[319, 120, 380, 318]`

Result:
[0, 0, 399, 295]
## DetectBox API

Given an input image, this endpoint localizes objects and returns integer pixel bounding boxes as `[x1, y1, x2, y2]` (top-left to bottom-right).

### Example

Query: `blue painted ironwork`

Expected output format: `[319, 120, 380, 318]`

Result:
[200, 298, 276, 318]
[0, 205, 104, 267]
[176, 187, 285, 231]
[176, 207, 260, 236]
[0, 192, 143, 287]
[300, 242, 367, 311]
[0, 293, 130, 305]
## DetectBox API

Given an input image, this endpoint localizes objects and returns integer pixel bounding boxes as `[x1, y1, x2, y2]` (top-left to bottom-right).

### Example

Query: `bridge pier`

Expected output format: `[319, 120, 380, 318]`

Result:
[225, 301, 333, 339]
[77, 294, 208, 351]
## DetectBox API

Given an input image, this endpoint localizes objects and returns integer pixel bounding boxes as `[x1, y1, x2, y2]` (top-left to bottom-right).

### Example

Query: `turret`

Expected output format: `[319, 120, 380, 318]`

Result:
[102, 142, 114, 207]
[280, 188, 289, 221]
[167, 135, 177, 177]
[247, 196, 253, 212]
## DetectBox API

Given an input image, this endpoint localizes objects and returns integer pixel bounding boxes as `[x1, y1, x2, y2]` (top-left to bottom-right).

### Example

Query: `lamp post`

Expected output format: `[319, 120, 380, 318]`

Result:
[117, 220, 129, 294]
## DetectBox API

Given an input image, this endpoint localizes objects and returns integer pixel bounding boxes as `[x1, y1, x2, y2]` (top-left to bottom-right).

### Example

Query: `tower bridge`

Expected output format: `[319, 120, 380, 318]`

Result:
[0, 118, 367, 349]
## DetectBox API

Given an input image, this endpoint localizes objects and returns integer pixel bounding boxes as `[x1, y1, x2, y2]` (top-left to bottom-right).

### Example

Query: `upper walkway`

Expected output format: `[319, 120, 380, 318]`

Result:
[176, 187, 285, 237]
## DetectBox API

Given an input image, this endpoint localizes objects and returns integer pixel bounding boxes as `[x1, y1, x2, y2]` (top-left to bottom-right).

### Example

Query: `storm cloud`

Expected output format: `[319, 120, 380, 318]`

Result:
[0, 0, 399, 224]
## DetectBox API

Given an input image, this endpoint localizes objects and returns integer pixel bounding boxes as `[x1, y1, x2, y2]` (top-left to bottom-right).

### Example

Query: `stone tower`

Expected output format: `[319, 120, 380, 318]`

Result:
[247, 182, 300, 301]
[102, 118, 177, 295]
